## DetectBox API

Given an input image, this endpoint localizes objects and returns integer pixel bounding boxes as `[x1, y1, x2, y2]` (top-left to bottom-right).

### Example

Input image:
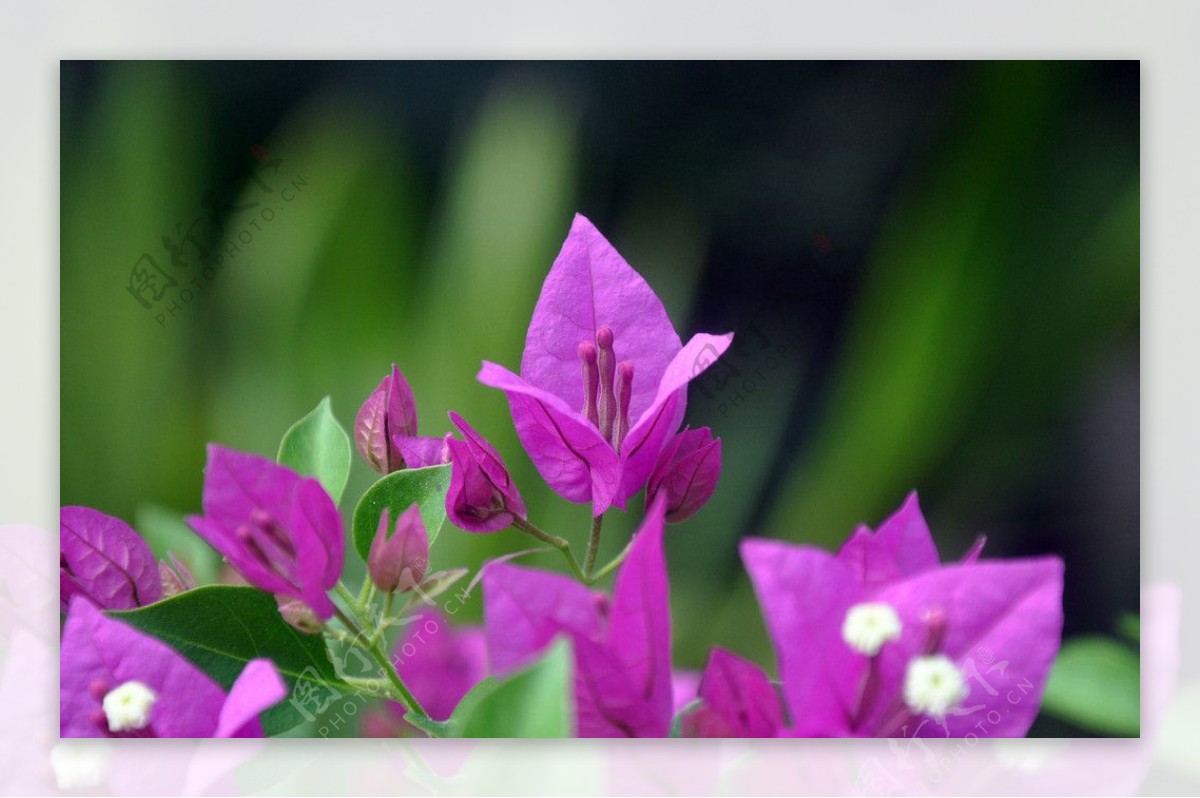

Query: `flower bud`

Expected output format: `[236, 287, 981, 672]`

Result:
[276, 596, 323, 634]
[646, 427, 722, 523]
[355, 364, 420, 473]
[445, 412, 526, 532]
[368, 505, 429, 593]
[159, 553, 196, 598]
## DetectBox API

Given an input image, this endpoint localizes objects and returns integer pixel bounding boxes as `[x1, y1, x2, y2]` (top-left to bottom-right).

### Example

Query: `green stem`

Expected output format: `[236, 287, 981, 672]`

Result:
[584, 513, 605, 575]
[332, 582, 445, 736]
[589, 535, 637, 584]
[366, 642, 447, 735]
[510, 517, 588, 582]
[333, 606, 366, 640]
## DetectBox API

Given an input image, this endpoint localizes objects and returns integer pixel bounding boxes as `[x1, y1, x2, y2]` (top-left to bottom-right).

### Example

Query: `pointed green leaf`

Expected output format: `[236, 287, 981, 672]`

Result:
[1040, 635, 1140, 736]
[109, 585, 349, 736]
[277, 396, 352, 504]
[352, 464, 451, 561]
[448, 637, 573, 738]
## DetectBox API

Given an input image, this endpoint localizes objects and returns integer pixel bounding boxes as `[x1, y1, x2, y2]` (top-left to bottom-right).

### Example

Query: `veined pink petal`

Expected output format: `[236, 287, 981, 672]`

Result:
[688, 647, 783, 737]
[60, 507, 162, 611]
[478, 361, 622, 512]
[190, 445, 343, 620]
[617, 333, 733, 506]
[60, 597, 226, 737]
[836, 492, 940, 588]
[605, 498, 673, 737]
[393, 435, 451, 469]
[483, 561, 604, 675]
[214, 659, 286, 738]
[868, 557, 1064, 738]
[521, 213, 681, 422]
[741, 538, 865, 737]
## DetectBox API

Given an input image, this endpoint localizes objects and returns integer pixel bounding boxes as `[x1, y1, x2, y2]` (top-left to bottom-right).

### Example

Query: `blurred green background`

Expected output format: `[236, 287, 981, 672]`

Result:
[60, 61, 1139, 735]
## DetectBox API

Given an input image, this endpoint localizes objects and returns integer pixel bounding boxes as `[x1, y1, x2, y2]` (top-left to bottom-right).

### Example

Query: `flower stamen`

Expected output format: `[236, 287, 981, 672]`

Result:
[102, 680, 157, 733]
[902, 655, 968, 720]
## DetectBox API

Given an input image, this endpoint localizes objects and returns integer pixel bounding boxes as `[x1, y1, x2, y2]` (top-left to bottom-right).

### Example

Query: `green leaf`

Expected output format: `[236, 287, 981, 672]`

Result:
[352, 464, 451, 561]
[277, 396, 352, 504]
[110, 585, 348, 736]
[1040, 635, 1139, 736]
[448, 637, 573, 737]
[134, 503, 222, 586]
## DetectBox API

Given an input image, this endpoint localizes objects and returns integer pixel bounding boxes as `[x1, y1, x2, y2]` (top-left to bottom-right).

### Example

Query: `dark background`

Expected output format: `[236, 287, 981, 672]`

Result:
[60, 61, 1139, 735]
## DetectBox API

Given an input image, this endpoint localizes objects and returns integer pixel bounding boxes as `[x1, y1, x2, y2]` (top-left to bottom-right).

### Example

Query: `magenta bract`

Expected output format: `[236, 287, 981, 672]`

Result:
[483, 499, 673, 737]
[60, 597, 285, 738]
[646, 426, 722, 523]
[368, 504, 429, 593]
[355, 364, 449, 473]
[445, 411, 526, 533]
[186, 445, 344, 620]
[60, 506, 162, 612]
[478, 214, 733, 515]
[736, 493, 1064, 737]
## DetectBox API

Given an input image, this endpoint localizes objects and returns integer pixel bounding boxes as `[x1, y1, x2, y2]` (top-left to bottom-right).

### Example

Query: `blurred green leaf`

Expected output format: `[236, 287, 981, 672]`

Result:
[277, 396, 352, 504]
[352, 465, 451, 562]
[111, 585, 348, 736]
[1041, 635, 1140, 736]
[448, 637, 573, 738]
[134, 503, 222, 586]
[1116, 612, 1140, 644]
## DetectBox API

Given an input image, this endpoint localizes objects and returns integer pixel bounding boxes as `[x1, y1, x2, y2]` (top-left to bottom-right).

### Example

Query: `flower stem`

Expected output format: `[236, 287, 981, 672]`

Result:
[332, 582, 445, 736]
[333, 605, 366, 640]
[510, 517, 588, 582]
[588, 534, 637, 584]
[584, 513, 605, 575]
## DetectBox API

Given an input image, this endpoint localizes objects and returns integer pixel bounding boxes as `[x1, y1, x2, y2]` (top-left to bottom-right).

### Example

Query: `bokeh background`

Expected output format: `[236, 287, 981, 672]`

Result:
[60, 60, 1139, 736]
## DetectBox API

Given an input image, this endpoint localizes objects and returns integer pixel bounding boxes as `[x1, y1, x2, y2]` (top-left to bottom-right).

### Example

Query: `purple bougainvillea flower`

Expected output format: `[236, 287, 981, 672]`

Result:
[680, 647, 784, 738]
[483, 498, 672, 737]
[388, 607, 487, 724]
[60, 597, 285, 737]
[355, 364, 450, 473]
[187, 445, 343, 620]
[645, 427, 722, 523]
[478, 214, 733, 515]
[739, 493, 1063, 738]
[60, 506, 162, 612]
[445, 412, 526, 533]
[368, 505, 429, 593]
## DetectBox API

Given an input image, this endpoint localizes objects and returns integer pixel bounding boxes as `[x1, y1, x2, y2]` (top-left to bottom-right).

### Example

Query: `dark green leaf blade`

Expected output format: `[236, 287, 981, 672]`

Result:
[277, 396, 352, 504]
[448, 637, 573, 738]
[352, 464, 451, 561]
[110, 585, 348, 735]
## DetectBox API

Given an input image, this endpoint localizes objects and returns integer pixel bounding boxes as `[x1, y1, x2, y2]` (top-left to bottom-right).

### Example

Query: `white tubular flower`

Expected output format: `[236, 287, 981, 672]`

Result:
[101, 680, 157, 732]
[902, 655, 968, 719]
[841, 602, 902, 656]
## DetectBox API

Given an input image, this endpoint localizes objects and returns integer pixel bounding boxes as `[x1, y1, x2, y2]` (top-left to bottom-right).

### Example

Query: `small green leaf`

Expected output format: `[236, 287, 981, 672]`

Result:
[1041, 635, 1139, 736]
[352, 464, 451, 561]
[110, 585, 349, 736]
[134, 503, 222, 586]
[448, 637, 573, 738]
[277, 396, 352, 504]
